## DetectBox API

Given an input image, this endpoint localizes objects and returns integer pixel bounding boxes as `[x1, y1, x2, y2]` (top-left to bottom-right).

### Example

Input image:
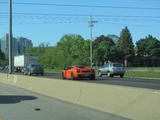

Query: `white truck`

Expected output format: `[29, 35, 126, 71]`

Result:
[14, 54, 38, 72]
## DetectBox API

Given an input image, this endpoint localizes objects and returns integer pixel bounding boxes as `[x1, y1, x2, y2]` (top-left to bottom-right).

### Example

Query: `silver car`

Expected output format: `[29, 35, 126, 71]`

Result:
[98, 63, 125, 78]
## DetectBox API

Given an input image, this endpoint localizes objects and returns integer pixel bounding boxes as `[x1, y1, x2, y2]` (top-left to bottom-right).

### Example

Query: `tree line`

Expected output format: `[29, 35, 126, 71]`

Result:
[1, 26, 160, 68]
[25, 26, 160, 68]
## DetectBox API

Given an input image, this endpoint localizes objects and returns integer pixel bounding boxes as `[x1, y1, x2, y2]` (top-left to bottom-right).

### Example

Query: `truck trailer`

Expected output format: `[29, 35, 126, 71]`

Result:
[14, 54, 38, 72]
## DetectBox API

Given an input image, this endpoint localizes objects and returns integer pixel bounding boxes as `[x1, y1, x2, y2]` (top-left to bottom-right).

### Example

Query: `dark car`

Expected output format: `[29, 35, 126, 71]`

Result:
[4, 65, 9, 71]
[24, 64, 44, 76]
[0, 65, 5, 70]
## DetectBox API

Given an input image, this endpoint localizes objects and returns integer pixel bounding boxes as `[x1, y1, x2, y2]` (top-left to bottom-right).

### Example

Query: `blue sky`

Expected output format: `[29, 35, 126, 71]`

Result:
[0, 0, 160, 46]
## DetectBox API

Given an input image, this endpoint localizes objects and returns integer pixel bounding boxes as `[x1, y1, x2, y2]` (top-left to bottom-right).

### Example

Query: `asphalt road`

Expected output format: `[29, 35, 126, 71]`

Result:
[1, 70, 160, 90]
[0, 83, 131, 120]
[25, 72, 160, 90]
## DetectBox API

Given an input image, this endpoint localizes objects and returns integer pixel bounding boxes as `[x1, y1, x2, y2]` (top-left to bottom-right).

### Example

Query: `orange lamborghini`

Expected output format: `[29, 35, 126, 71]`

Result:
[62, 65, 95, 80]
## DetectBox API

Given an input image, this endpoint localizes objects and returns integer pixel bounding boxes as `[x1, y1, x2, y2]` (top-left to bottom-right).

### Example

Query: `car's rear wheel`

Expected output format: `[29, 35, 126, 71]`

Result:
[107, 72, 113, 77]
[98, 71, 102, 77]
[28, 71, 32, 76]
[41, 73, 44, 76]
[62, 72, 66, 79]
[120, 74, 124, 78]
[90, 76, 95, 80]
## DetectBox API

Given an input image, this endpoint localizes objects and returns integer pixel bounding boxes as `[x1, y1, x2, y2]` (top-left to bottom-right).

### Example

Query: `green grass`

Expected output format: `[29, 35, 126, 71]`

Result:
[125, 71, 160, 78]
[127, 67, 160, 71]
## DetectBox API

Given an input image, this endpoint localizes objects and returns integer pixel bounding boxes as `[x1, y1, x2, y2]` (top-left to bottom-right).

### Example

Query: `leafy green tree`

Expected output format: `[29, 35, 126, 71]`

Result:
[94, 35, 115, 46]
[57, 34, 90, 67]
[136, 35, 160, 57]
[3, 56, 9, 65]
[93, 35, 115, 65]
[107, 34, 119, 44]
[109, 46, 124, 62]
[26, 45, 57, 68]
[38, 47, 56, 68]
[117, 26, 135, 65]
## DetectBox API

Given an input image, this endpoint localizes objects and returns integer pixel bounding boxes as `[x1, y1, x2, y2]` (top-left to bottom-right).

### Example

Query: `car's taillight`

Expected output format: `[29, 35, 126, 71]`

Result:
[77, 69, 80, 73]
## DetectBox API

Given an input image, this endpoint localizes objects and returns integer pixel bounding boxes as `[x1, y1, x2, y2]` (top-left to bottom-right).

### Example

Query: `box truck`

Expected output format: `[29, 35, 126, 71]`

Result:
[14, 54, 38, 72]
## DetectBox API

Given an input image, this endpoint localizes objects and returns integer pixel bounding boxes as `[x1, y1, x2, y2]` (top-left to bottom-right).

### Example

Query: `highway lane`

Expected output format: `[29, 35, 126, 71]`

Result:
[1, 70, 160, 90]
[0, 82, 131, 120]
[41, 72, 160, 90]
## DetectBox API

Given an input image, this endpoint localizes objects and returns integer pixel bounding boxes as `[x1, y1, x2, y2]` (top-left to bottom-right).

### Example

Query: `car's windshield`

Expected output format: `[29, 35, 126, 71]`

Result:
[31, 64, 41, 67]
[113, 64, 123, 67]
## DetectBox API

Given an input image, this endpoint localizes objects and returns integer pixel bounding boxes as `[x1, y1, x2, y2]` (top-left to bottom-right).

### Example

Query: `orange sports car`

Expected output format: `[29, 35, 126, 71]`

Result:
[62, 65, 95, 80]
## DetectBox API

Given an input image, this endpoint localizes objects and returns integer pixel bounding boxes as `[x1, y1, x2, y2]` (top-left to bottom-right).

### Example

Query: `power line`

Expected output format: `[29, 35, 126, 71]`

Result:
[0, 2, 160, 10]
[101, 21, 160, 28]
[1, 13, 160, 24]
[1, 20, 160, 29]
[0, 13, 160, 27]
[0, 15, 160, 26]
[0, 15, 160, 28]
[1, 16, 160, 23]
[1, 12, 160, 18]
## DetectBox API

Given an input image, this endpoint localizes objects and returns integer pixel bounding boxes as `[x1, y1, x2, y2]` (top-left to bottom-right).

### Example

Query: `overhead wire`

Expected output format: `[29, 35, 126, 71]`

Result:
[0, 2, 160, 28]
[0, 1, 160, 10]
[0, 12, 160, 18]
[0, 12, 160, 27]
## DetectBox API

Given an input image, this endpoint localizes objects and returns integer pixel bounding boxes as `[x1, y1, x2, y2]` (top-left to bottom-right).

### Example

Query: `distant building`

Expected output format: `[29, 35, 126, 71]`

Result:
[0, 34, 33, 56]
[0, 34, 10, 56]
[17, 37, 33, 54]
[0, 39, 1, 50]
[0, 34, 18, 56]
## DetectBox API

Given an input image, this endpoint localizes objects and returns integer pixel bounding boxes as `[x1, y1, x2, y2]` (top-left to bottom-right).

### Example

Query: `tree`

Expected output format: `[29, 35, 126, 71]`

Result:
[109, 46, 124, 62]
[94, 35, 115, 46]
[26, 45, 56, 68]
[3, 56, 9, 65]
[117, 26, 135, 66]
[107, 34, 119, 44]
[93, 35, 115, 65]
[57, 34, 90, 67]
[26, 35, 90, 69]
[136, 35, 160, 57]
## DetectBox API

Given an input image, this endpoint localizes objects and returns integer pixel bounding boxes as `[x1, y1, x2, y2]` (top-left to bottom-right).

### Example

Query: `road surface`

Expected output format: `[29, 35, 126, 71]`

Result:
[0, 83, 131, 120]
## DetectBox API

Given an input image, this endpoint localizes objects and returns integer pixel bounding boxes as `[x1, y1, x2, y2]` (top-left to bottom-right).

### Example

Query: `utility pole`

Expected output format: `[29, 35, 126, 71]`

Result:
[9, 0, 13, 74]
[88, 16, 97, 68]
